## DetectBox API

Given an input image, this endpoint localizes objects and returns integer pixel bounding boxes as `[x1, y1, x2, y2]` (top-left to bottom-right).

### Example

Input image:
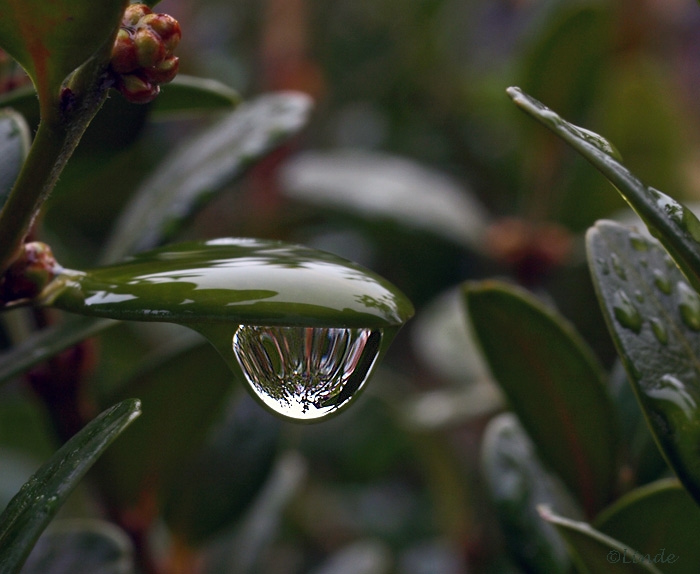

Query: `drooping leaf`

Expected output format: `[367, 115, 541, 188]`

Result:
[0, 315, 114, 387]
[101, 92, 313, 263]
[22, 519, 134, 574]
[0, 399, 141, 573]
[0, 108, 29, 208]
[162, 393, 281, 545]
[586, 220, 700, 505]
[464, 281, 619, 516]
[0, 0, 127, 109]
[508, 86, 700, 294]
[481, 413, 572, 573]
[539, 506, 662, 573]
[595, 478, 699, 574]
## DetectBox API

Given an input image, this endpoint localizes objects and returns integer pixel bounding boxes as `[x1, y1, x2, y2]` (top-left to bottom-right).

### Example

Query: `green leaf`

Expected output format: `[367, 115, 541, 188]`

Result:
[0, 399, 141, 573]
[539, 506, 662, 573]
[508, 86, 700, 293]
[464, 281, 619, 516]
[0, 0, 127, 110]
[150, 74, 241, 118]
[162, 393, 281, 545]
[0, 108, 29, 208]
[101, 92, 313, 263]
[481, 413, 572, 573]
[595, 478, 699, 573]
[586, 220, 700, 505]
[22, 519, 134, 574]
[45, 238, 414, 329]
[0, 316, 114, 387]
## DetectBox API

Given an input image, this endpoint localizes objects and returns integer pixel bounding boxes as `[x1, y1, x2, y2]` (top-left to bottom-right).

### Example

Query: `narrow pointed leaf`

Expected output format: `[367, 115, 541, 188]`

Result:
[464, 281, 619, 516]
[595, 479, 699, 573]
[481, 413, 571, 573]
[508, 86, 700, 293]
[587, 220, 700, 505]
[0, 0, 127, 108]
[0, 108, 29, 208]
[0, 399, 141, 573]
[101, 92, 313, 263]
[539, 507, 662, 573]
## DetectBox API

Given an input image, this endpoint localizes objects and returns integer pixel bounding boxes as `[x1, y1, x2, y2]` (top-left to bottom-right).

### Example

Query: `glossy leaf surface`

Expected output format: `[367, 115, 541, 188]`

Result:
[0, 399, 141, 573]
[46, 238, 414, 329]
[481, 413, 571, 573]
[151, 74, 241, 117]
[0, 108, 29, 208]
[101, 92, 313, 263]
[509, 86, 700, 293]
[0, 0, 126, 108]
[595, 479, 699, 573]
[539, 507, 662, 573]
[464, 281, 618, 516]
[587, 220, 700, 505]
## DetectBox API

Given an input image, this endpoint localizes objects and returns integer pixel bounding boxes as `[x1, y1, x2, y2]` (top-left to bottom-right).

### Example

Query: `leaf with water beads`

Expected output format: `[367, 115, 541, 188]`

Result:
[39, 238, 414, 422]
[0, 399, 141, 573]
[508, 86, 700, 294]
[587, 220, 700, 505]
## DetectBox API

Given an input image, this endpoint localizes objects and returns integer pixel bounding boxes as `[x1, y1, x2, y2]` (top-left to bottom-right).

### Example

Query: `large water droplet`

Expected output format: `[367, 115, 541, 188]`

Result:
[677, 282, 700, 331]
[653, 269, 672, 295]
[612, 290, 643, 333]
[233, 326, 382, 421]
[645, 375, 697, 420]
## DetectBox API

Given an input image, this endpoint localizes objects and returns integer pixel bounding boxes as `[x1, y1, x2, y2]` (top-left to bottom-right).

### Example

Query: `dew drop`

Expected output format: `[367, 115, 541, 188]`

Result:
[634, 290, 644, 303]
[233, 326, 382, 421]
[677, 282, 700, 331]
[569, 124, 622, 159]
[612, 290, 643, 333]
[649, 318, 668, 345]
[610, 253, 627, 280]
[645, 375, 697, 420]
[597, 258, 610, 275]
[653, 269, 672, 295]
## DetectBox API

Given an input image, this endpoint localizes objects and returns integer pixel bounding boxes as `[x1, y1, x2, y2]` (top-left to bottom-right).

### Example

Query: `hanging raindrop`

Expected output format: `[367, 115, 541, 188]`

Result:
[233, 326, 382, 421]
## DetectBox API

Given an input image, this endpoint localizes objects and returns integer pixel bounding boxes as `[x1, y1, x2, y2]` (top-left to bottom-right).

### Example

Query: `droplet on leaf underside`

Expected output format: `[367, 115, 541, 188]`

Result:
[612, 290, 643, 333]
[610, 253, 627, 280]
[653, 269, 672, 295]
[649, 318, 669, 345]
[233, 325, 382, 421]
[677, 282, 700, 331]
[645, 374, 697, 420]
[629, 232, 649, 252]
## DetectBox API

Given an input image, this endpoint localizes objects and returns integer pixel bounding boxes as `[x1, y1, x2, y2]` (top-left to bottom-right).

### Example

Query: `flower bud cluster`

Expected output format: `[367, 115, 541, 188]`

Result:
[109, 4, 181, 103]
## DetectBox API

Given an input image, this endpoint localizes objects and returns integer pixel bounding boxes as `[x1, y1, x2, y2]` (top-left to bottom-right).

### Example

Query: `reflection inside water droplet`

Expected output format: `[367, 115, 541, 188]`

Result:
[233, 326, 382, 421]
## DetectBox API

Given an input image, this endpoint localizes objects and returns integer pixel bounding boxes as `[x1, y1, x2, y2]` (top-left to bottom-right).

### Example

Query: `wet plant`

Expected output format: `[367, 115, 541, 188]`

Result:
[0, 0, 412, 571]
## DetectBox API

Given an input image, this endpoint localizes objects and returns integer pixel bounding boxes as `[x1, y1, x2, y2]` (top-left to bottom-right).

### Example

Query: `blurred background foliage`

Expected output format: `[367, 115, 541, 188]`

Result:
[3, 0, 700, 572]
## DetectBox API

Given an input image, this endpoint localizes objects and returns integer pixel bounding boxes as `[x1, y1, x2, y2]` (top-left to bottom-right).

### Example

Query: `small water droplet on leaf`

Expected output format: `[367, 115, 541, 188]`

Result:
[629, 232, 649, 251]
[233, 325, 382, 421]
[612, 290, 643, 333]
[645, 375, 697, 420]
[653, 269, 672, 295]
[677, 282, 700, 331]
[649, 318, 668, 345]
[610, 253, 627, 280]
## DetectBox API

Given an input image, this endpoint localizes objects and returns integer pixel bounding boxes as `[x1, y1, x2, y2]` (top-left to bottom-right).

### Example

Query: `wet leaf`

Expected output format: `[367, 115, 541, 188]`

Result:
[595, 478, 700, 574]
[0, 0, 126, 109]
[101, 92, 313, 263]
[539, 506, 662, 573]
[0, 108, 29, 208]
[481, 413, 572, 573]
[464, 281, 619, 516]
[587, 220, 700, 505]
[508, 86, 700, 293]
[0, 399, 140, 573]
